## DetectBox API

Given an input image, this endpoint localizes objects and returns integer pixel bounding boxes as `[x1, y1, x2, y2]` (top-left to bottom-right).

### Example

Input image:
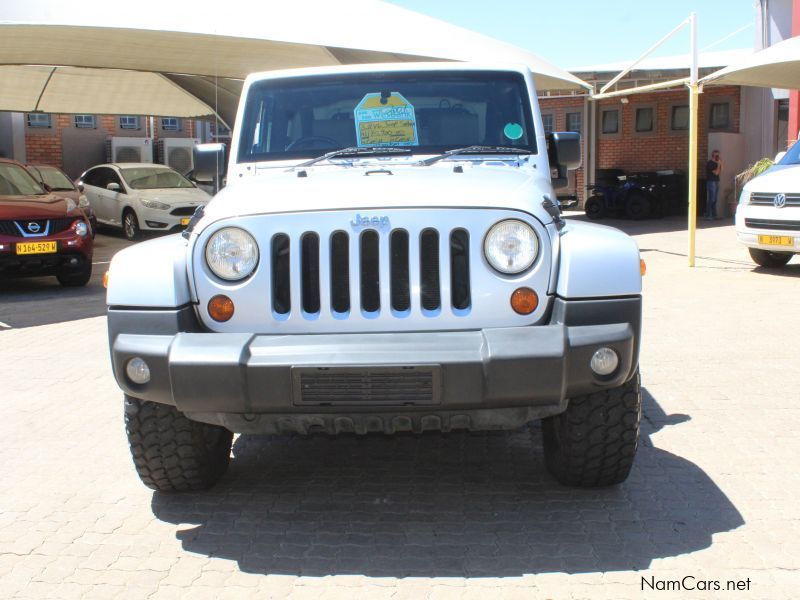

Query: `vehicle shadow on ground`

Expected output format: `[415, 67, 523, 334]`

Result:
[564, 212, 734, 236]
[0, 275, 107, 328]
[151, 389, 743, 577]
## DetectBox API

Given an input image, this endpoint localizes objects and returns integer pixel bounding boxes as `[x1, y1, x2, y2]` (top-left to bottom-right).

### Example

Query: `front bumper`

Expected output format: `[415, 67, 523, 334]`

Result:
[735, 206, 800, 252]
[108, 297, 641, 433]
[0, 233, 93, 278]
[138, 205, 197, 232]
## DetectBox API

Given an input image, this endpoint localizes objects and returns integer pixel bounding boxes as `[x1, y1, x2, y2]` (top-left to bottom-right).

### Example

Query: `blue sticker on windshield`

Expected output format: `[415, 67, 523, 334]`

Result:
[354, 92, 418, 147]
[503, 122, 524, 140]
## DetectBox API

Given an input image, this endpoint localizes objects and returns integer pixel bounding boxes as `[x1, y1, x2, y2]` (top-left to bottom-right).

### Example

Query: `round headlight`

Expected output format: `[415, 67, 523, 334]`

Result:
[484, 219, 539, 274]
[205, 227, 259, 281]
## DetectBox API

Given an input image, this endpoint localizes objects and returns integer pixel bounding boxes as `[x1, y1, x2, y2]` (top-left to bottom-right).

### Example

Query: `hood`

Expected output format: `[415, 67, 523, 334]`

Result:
[204, 162, 554, 223]
[743, 163, 799, 192]
[135, 187, 211, 205]
[0, 193, 82, 220]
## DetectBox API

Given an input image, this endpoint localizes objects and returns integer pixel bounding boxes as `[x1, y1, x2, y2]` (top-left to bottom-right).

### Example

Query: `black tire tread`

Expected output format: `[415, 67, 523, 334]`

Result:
[124, 396, 233, 492]
[57, 263, 92, 287]
[543, 372, 641, 487]
[748, 247, 792, 268]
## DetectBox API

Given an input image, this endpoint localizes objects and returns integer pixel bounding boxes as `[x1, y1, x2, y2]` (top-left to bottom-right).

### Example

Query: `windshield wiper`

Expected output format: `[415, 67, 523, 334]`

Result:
[416, 145, 533, 167]
[290, 146, 413, 171]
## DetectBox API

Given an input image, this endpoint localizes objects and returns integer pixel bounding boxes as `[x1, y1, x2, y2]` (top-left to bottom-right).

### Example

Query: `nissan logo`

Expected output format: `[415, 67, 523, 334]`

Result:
[27, 222, 41, 233]
[774, 193, 787, 208]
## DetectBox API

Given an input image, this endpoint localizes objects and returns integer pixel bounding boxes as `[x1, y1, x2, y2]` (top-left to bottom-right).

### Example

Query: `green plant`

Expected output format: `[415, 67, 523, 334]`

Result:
[736, 157, 774, 189]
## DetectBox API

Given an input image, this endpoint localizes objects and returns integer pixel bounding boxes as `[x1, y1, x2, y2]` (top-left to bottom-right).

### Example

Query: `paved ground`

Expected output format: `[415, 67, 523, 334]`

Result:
[1, 216, 799, 598]
[0, 229, 133, 329]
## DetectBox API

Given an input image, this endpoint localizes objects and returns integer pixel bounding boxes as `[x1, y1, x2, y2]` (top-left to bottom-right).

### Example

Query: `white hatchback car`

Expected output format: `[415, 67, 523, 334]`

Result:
[79, 163, 211, 241]
[736, 142, 800, 267]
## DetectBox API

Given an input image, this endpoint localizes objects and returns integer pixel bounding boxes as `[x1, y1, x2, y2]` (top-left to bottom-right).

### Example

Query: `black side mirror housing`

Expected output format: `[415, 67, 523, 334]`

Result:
[547, 132, 582, 189]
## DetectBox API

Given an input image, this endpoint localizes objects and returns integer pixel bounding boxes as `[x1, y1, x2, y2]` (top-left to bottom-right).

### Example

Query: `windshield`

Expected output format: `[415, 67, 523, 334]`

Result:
[0, 163, 45, 196]
[120, 167, 194, 190]
[778, 140, 800, 165]
[238, 70, 536, 163]
[30, 166, 75, 191]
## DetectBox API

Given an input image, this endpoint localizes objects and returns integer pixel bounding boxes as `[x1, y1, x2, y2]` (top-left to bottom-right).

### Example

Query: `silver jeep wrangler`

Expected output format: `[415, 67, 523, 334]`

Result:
[107, 63, 643, 491]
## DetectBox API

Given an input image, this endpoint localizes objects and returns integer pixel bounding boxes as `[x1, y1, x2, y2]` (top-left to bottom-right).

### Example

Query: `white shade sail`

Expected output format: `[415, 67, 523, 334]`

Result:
[701, 35, 800, 89]
[0, 0, 590, 125]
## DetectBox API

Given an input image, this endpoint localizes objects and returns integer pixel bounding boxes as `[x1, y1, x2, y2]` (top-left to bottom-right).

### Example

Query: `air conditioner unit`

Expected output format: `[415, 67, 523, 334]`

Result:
[106, 137, 154, 163]
[156, 138, 200, 175]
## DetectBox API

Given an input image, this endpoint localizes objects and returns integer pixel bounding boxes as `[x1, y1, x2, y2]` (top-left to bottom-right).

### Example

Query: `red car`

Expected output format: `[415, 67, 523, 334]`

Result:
[0, 158, 94, 286]
[26, 164, 97, 237]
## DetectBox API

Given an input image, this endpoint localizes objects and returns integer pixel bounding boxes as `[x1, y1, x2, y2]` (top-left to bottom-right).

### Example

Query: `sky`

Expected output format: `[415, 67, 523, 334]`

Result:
[386, 0, 757, 69]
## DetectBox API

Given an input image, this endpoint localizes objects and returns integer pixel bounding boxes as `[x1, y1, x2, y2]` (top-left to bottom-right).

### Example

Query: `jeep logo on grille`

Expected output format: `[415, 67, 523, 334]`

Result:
[774, 193, 787, 208]
[350, 214, 390, 229]
[27, 222, 41, 233]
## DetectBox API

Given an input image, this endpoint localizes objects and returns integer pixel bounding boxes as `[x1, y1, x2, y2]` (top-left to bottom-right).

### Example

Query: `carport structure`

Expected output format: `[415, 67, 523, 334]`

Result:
[0, 0, 589, 128]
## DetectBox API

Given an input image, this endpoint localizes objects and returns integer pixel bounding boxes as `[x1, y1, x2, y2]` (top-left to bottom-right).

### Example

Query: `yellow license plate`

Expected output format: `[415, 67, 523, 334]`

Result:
[181, 217, 191, 226]
[758, 235, 794, 247]
[16, 241, 57, 255]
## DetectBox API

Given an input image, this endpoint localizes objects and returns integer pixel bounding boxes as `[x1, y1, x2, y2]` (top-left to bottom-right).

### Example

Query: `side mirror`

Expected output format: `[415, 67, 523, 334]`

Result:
[547, 132, 582, 189]
[774, 151, 786, 164]
[106, 182, 120, 192]
[77, 183, 85, 193]
[193, 143, 226, 194]
[42, 183, 53, 193]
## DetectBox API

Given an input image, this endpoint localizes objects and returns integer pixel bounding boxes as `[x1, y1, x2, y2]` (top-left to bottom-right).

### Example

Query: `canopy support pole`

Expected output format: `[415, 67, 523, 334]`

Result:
[687, 12, 699, 267]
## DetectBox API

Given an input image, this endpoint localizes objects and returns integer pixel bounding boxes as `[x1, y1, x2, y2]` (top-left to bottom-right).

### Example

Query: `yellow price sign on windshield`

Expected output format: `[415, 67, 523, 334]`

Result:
[354, 92, 418, 147]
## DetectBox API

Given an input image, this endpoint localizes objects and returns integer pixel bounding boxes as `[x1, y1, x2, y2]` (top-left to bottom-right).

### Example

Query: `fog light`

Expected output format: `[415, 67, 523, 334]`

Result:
[510, 287, 538, 315]
[590, 347, 619, 376]
[126, 357, 151, 384]
[208, 294, 235, 322]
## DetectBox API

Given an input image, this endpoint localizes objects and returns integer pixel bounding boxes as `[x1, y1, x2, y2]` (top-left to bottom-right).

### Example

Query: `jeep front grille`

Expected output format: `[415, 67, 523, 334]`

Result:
[269, 227, 471, 316]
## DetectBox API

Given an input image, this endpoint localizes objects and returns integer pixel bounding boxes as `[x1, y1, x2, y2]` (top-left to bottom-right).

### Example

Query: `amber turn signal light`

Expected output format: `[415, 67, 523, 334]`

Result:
[103, 271, 109, 289]
[640, 259, 647, 276]
[208, 295, 235, 322]
[510, 287, 538, 315]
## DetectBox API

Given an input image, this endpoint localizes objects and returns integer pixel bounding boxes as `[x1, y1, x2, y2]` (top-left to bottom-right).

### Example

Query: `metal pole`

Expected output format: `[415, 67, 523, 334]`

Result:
[688, 12, 699, 267]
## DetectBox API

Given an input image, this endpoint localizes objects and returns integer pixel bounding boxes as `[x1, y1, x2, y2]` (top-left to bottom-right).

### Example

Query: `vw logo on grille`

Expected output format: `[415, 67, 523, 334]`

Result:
[27, 222, 41, 233]
[774, 193, 787, 208]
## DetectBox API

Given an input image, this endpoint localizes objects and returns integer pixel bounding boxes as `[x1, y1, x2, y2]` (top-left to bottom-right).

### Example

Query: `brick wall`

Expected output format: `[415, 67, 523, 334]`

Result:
[540, 85, 740, 205]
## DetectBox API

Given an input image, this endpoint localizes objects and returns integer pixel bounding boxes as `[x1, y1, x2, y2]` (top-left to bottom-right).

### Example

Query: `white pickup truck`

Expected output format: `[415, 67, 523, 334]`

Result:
[106, 63, 644, 491]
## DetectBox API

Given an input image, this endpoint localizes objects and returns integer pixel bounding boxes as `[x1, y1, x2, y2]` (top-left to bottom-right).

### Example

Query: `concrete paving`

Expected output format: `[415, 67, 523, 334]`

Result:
[1, 215, 798, 598]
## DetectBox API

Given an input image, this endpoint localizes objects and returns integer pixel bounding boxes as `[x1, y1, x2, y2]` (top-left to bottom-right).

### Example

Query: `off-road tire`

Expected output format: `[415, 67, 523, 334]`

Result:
[122, 209, 141, 241]
[124, 396, 233, 492]
[56, 262, 92, 287]
[625, 192, 651, 220]
[748, 248, 793, 268]
[584, 195, 605, 220]
[542, 371, 641, 487]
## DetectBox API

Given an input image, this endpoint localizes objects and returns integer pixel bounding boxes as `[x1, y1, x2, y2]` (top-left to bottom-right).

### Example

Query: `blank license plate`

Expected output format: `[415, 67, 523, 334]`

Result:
[758, 235, 794, 247]
[16, 241, 57, 255]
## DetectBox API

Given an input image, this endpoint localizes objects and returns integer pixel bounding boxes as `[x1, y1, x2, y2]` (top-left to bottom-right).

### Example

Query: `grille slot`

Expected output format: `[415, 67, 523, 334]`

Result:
[271, 234, 291, 314]
[360, 230, 380, 312]
[745, 218, 800, 231]
[0, 221, 21, 236]
[330, 231, 350, 313]
[450, 229, 471, 310]
[390, 230, 410, 311]
[301, 233, 320, 314]
[293, 366, 440, 405]
[419, 229, 441, 311]
[170, 206, 198, 216]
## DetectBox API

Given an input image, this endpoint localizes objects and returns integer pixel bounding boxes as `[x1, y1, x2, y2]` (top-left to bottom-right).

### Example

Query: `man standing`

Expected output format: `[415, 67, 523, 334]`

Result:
[705, 150, 722, 220]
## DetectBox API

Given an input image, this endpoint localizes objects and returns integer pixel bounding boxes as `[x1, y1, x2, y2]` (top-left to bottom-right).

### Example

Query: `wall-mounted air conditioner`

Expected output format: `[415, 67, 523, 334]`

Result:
[106, 137, 154, 163]
[156, 138, 200, 175]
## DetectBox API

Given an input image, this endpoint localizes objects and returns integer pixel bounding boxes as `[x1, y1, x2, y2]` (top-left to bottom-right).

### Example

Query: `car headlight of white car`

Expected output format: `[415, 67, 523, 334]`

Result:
[78, 194, 91, 209]
[205, 227, 259, 281]
[484, 219, 539, 274]
[139, 198, 170, 210]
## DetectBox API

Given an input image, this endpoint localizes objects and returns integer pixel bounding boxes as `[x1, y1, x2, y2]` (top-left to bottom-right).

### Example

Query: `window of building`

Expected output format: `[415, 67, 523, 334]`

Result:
[710, 102, 730, 129]
[566, 111, 582, 134]
[119, 116, 140, 130]
[541, 112, 554, 134]
[26, 113, 52, 128]
[161, 117, 181, 131]
[670, 105, 689, 131]
[74, 115, 96, 129]
[635, 107, 654, 133]
[600, 109, 619, 134]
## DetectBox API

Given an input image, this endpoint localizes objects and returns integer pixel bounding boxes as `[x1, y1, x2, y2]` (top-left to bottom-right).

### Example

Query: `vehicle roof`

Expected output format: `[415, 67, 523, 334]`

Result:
[0, 157, 27, 167]
[244, 61, 532, 85]
[89, 163, 177, 170]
